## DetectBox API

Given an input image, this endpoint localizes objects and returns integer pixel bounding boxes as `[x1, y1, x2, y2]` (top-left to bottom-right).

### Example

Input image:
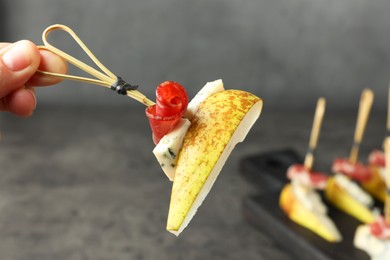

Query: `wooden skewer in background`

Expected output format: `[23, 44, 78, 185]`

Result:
[387, 83, 390, 133]
[303, 97, 326, 170]
[37, 24, 155, 107]
[384, 83, 390, 224]
[349, 89, 374, 164]
[379, 83, 390, 154]
[384, 137, 390, 224]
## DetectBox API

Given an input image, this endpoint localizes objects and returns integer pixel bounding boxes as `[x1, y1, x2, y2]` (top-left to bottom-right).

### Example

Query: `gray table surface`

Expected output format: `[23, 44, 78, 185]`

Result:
[0, 104, 385, 260]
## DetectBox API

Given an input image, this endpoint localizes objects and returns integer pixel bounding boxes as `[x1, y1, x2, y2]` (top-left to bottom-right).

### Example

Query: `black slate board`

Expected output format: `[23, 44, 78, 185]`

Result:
[240, 149, 371, 260]
[243, 194, 369, 260]
[239, 148, 303, 193]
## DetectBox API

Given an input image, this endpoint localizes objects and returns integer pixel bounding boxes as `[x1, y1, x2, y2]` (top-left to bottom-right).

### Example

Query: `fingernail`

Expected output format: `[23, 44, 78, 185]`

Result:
[26, 87, 37, 111]
[2, 40, 33, 71]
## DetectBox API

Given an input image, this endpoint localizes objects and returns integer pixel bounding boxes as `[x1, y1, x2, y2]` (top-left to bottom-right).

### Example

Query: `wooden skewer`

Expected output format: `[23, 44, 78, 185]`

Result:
[304, 97, 326, 170]
[384, 84, 390, 224]
[384, 137, 390, 224]
[37, 24, 155, 107]
[386, 82, 390, 132]
[380, 83, 390, 150]
[387, 82, 390, 132]
[349, 89, 374, 164]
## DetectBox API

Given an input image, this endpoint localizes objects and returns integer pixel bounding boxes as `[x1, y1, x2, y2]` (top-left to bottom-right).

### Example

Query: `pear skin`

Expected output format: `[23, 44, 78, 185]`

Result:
[280, 184, 342, 242]
[167, 90, 262, 235]
[325, 176, 375, 224]
[360, 166, 386, 202]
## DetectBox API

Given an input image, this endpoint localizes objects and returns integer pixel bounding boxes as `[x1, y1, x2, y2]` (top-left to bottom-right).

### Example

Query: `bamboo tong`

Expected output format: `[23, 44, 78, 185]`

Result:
[37, 24, 154, 107]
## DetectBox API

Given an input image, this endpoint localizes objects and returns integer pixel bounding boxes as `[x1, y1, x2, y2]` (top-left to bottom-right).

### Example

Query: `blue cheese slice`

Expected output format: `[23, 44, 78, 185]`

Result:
[153, 118, 191, 181]
[291, 180, 327, 214]
[354, 225, 390, 260]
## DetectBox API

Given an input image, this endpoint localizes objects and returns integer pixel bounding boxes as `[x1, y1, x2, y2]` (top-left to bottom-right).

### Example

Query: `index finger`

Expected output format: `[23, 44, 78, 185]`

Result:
[0, 43, 11, 50]
[27, 49, 68, 87]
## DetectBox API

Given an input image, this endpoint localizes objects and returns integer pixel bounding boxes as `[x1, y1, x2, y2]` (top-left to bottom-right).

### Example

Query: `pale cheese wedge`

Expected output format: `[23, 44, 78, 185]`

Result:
[184, 79, 225, 119]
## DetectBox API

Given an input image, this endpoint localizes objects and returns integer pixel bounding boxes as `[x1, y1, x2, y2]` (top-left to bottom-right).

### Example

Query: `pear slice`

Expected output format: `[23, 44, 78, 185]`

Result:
[325, 175, 375, 223]
[167, 89, 262, 235]
[280, 183, 342, 242]
[361, 166, 386, 202]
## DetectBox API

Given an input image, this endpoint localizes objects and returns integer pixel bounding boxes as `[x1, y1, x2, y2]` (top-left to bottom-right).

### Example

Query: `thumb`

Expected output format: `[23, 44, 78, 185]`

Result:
[0, 40, 40, 98]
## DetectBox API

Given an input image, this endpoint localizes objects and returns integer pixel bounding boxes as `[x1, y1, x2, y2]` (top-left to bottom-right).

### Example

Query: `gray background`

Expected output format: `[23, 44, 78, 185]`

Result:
[1, 1, 390, 260]
[2, 0, 390, 111]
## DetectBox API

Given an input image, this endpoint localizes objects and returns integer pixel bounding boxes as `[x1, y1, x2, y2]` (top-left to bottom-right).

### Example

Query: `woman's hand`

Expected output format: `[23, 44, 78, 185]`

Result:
[0, 40, 67, 116]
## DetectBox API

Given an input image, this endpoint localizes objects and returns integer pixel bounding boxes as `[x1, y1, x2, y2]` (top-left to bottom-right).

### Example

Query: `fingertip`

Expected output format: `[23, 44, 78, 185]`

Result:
[5, 87, 37, 117]
[1, 40, 40, 71]
[0, 40, 41, 97]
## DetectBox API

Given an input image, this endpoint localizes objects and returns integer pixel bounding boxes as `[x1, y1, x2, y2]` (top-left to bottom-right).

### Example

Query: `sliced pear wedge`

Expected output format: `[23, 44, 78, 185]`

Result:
[325, 175, 375, 224]
[361, 166, 386, 202]
[280, 183, 342, 242]
[167, 89, 262, 235]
